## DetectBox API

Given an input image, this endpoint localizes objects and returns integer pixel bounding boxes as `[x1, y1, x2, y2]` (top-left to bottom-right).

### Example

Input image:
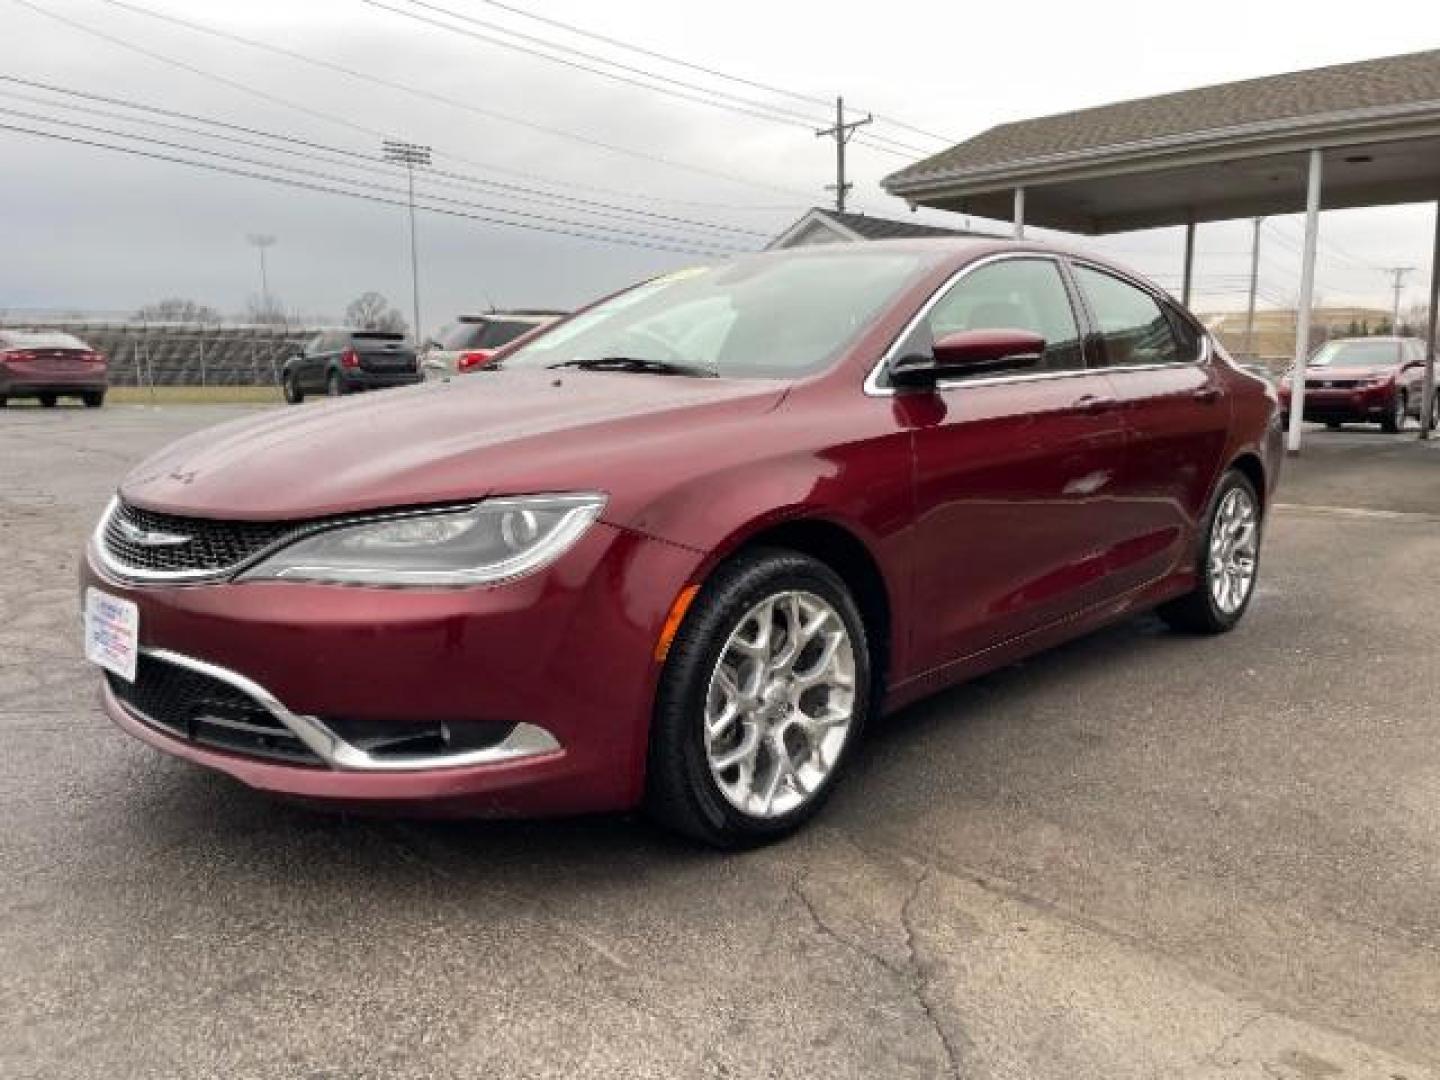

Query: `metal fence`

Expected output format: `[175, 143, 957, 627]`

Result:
[0, 319, 326, 387]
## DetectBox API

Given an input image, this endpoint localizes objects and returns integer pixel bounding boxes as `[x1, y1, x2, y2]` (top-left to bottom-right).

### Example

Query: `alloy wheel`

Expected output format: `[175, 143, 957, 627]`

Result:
[703, 590, 856, 819]
[1209, 487, 1258, 615]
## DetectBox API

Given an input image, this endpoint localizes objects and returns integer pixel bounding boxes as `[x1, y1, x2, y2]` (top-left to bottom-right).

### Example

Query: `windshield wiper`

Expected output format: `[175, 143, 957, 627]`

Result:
[546, 356, 716, 378]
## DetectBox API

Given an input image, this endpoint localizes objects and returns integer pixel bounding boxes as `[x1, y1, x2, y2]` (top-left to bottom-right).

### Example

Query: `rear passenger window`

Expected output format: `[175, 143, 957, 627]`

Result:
[914, 258, 1083, 377]
[1074, 265, 1190, 367]
[481, 321, 533, 348]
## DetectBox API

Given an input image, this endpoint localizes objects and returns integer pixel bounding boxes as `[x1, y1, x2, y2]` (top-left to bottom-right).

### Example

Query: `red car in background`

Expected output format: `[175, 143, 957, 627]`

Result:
[1279, 336, 1437, 432]
[0, 330, 108, 407]
[81, 241, 1281, 846]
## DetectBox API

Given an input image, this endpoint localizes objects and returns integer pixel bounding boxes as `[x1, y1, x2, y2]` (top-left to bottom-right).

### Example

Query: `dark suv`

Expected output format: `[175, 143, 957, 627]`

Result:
[1278, 337, 1436, 432]
[282, 330, 420, 403]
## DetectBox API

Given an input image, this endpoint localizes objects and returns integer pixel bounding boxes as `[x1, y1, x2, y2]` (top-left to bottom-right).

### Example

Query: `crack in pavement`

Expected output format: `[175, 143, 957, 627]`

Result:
[899, 867, 965, 1080]
[1199, 1012, 1266, 1070]
[789, 864, 965, 1079]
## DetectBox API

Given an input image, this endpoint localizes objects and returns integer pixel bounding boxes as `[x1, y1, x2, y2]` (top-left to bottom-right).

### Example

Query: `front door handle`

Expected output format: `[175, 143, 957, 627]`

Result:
[1193, 387, 1222, 404]
[1073, 393, 1117, 415]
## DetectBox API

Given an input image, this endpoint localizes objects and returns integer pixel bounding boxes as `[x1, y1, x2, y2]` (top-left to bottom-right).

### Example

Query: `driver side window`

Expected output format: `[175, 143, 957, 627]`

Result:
[918, 258, 1083, 377]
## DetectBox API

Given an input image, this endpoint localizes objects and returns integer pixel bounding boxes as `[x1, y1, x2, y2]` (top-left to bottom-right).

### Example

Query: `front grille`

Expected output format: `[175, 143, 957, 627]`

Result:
[1308, 378, 1359, 389]
[102, 501, 309, 578]
[107, 653, 322, 766]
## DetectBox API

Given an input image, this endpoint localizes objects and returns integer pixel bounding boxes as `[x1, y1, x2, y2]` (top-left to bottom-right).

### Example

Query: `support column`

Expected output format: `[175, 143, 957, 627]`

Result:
[1181, 217, 1196, 308]
[1421, 199, 1439, 440]
[1013, 187, 1025, 240]
[1286, 150, 1323, 455]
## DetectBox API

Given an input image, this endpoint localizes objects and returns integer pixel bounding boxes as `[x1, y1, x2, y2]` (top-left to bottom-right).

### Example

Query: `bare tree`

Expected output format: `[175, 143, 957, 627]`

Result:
[1402, 300, 1432, 339]
[243, 293, 291, 326]
[135, 298, 222, 323]
[344, 291, 408, 334]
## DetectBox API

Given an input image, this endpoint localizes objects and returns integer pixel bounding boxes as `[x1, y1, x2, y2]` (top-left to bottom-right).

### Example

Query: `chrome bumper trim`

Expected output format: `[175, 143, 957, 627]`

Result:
[137, 647, 562, 771]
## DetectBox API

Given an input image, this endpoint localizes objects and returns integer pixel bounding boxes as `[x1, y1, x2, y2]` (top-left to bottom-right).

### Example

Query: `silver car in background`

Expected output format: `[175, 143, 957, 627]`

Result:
[421, 311, 565, 379]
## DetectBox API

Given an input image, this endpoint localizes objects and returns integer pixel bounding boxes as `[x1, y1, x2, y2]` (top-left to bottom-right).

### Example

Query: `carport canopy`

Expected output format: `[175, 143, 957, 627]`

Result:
[883, 49, 1440, 452]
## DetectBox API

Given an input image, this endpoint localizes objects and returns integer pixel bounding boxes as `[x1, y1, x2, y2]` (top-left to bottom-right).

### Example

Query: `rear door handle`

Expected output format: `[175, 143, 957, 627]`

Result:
[1073, 393, 1117, 415]
[1193, 387, 1222, 404]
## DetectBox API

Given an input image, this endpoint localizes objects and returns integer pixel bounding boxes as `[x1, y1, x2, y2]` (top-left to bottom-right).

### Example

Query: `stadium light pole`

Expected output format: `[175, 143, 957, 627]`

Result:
[382, 139, 432, 343]
[246, 234, 276, 315]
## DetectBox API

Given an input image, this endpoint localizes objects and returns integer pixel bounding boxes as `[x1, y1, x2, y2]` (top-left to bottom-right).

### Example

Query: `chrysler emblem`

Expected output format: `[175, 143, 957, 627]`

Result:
[116, 519, 190, 547]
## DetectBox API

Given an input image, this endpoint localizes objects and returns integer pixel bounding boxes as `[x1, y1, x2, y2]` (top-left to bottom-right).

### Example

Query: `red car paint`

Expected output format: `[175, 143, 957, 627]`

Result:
[83, 240, 1282, 816]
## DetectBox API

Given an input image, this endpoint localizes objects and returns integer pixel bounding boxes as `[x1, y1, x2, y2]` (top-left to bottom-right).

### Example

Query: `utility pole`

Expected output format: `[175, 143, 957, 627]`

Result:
[1384, 266, 1414, 330]
[382, 139, 432, 343]
[246, 234, 276, 315]
[1242, 217, 1263, 360]
[815, 97, 871, 214]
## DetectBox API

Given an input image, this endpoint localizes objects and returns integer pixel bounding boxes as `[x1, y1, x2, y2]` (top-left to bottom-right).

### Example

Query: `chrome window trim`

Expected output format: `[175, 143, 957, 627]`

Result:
[863, 252, 1089, 398]
[114, 647, 562, 771]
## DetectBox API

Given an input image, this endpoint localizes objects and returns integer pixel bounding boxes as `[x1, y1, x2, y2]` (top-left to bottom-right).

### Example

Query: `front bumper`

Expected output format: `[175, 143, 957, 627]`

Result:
[1279, 386, 1392, 422]
[84, 521, 703, 816]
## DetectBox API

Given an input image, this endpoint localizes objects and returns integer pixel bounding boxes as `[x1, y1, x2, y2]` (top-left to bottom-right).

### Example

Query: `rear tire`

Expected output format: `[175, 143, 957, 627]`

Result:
[645, 548, 871, 848]
[38, 394, 57, 408]
[283, 373, 304, 404]
[326, 372, 343, 398]
[0, 397, 8, 408]
[1381, 393, 1406, 433]
[1325, 420, 1342, 430]
[1158, 470, 1262, 635]
[82, 392, 104, 409]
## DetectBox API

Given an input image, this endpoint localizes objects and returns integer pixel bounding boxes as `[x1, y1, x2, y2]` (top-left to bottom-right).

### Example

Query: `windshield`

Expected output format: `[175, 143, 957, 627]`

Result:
[500, 251, 936, 379]
[1310, 339, 1407, 368]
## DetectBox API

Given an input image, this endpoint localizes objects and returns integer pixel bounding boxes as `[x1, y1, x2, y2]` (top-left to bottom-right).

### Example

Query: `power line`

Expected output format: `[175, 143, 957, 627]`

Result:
[0, 76, 775, 241]
[13, 0, 818, 201]
[355, 0, 929, 158]
[0, 117, 756, 257]
[0, 104, 754, 253]
[461, 0, 956, 146]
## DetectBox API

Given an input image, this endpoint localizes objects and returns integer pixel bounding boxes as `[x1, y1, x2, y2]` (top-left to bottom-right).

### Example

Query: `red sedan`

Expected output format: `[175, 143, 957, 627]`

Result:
[82, 241, 1281, 846]
[1278, 336, 1436, 432]
[1, 330, 108, 408]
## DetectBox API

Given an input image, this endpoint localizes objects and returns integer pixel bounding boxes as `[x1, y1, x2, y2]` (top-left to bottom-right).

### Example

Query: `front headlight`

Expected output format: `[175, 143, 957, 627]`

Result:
[240, 494, 606, 586]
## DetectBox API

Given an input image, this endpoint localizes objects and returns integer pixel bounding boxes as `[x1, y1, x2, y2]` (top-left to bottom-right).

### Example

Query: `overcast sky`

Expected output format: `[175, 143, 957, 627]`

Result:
[1, 0, 1436, 335]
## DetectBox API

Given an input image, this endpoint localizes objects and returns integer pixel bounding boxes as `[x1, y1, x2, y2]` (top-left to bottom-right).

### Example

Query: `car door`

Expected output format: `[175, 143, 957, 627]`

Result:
[894, 255, 1130, 673]
[1070, 261, 1231, 593]
[305, 334, 335, 394]
[1402, 340, 1426, 417]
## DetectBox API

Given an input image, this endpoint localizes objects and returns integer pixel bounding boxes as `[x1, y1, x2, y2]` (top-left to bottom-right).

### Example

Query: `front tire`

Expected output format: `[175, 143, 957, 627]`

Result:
[1382, 392, 1406, 433]
[38, 393, 56, 408]
[82, 392, 104, 409]
[1159, 470, 1262, 634]
[645, 549, 871, 847]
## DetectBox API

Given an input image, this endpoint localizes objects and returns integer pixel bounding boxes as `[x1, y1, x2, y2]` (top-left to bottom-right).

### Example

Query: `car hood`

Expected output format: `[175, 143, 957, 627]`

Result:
[120, 371, 788, 521]
[1302, 366, 1394, 380]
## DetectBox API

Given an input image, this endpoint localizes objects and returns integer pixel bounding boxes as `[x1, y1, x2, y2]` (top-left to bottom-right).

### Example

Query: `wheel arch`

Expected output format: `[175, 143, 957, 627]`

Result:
[706, 515, 894, 709]
[1228, 452, 1267, 513]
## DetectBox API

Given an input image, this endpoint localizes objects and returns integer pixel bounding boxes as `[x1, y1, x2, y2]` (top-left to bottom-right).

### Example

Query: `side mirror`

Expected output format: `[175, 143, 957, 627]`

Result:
[889, 328, 1046, 388]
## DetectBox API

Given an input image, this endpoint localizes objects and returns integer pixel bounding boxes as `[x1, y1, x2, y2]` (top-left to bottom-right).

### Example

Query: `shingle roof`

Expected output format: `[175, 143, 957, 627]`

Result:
[821, 208, 977, 239]
[887, 48, 1440, 189]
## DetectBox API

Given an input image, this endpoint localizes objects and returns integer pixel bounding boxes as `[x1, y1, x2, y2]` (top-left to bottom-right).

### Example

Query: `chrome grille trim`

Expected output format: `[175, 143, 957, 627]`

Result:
[94, 498, 312, 584]
[112, 647, 563, 772]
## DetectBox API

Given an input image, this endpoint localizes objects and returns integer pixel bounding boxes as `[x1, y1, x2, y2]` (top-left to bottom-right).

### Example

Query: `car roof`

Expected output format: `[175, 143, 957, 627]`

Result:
[0, 330, 90, 349]
[457, 311, 565, 323]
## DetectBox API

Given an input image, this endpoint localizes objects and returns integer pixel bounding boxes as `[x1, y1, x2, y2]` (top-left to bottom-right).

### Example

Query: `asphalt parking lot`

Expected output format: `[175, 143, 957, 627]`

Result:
[3, 404, 1439, 1080]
